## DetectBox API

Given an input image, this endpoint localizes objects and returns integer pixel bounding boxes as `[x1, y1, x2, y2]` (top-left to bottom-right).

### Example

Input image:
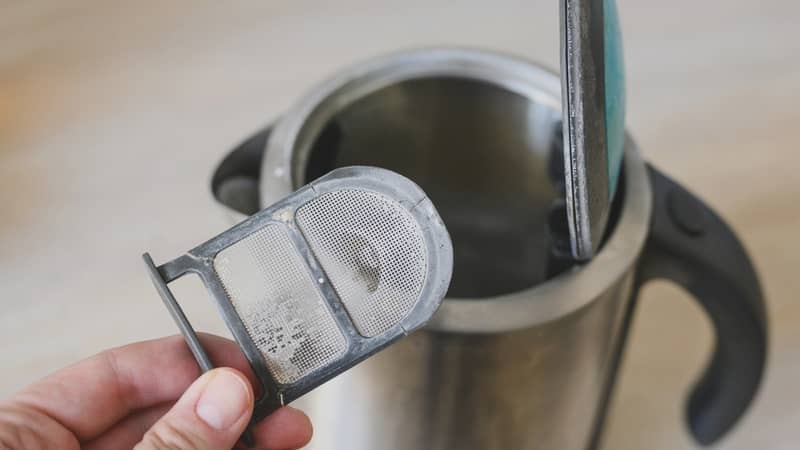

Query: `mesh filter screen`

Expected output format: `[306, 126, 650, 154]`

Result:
[214, 223, 347, 384]
[296, 189, 428, 337]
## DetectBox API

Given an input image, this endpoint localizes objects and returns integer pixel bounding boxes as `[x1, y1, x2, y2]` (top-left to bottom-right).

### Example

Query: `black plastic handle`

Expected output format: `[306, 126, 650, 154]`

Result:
[637, 164, 768, 445]
[210, 124, 272, 216]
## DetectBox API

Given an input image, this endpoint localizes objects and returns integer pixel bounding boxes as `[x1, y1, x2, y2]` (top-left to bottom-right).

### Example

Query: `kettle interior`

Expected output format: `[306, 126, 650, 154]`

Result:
[300, 76, 566, 298]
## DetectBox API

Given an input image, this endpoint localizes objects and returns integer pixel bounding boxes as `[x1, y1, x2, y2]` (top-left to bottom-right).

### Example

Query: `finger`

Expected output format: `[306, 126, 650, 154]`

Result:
[0, 401, 79, 450]
[10, 333, 254, 442]
[135, 368, 253, 450]
[248, 406, 313, 450]
[82, 403, 171, 450]
[84, 404, 312, 450]
[83, 404, 312, 450]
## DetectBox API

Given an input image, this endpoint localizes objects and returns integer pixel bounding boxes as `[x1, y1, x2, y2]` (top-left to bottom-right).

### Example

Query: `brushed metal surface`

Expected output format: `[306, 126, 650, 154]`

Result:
[295, 273, 634, 450]
[260, 49, 653, 449]
[262, 49, 566, 299]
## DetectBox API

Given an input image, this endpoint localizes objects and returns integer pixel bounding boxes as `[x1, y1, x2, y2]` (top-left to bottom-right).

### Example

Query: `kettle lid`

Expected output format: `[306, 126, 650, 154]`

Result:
[559, 0, 626, 260]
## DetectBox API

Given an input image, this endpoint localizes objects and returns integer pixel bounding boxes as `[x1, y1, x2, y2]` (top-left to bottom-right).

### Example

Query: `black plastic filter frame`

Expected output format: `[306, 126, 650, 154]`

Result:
[143, 166, 453, 424]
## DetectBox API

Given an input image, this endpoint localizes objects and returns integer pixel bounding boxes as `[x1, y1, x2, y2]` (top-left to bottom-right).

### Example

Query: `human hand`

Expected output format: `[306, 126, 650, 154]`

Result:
[0, 334, 313, 450]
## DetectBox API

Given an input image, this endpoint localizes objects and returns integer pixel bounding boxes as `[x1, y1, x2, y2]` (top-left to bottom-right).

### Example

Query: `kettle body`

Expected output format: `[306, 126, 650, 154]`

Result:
[211, 49, 766, 449]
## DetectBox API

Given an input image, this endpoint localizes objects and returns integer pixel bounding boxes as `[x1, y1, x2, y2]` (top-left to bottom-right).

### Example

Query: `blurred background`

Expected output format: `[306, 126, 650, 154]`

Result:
[0, 1, 797, 449]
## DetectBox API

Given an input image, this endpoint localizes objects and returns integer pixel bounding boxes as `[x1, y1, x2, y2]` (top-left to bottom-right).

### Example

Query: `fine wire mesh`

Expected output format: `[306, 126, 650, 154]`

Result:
[296, 189, 428, 337]
[213, 223, 347, 384]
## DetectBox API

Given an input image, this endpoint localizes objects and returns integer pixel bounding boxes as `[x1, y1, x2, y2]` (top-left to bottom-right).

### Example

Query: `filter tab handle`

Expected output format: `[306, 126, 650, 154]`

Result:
[142, 252, 215, 372]
[142, 252, 257, 447]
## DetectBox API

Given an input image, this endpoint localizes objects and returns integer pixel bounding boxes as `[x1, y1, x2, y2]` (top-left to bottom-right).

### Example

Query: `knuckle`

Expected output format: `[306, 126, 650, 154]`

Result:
[0, 420, 44, 450]
[0, 404, 77, 450]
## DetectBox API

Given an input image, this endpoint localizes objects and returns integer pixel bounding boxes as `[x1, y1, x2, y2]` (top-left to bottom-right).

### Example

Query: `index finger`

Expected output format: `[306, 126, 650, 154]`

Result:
[7, 333, 255, 442]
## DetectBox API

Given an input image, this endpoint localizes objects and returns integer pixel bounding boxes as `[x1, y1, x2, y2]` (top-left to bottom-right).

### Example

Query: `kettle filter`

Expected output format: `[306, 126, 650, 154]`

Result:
[295, 189, 428, 337]
[143, 166, 452, 421]
[213, 222, 349, 385]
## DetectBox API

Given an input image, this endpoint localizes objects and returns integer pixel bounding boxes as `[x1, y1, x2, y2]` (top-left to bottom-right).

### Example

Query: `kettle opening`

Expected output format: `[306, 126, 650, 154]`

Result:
[299, 75, 570, 299]
[218, 49, 651, 330]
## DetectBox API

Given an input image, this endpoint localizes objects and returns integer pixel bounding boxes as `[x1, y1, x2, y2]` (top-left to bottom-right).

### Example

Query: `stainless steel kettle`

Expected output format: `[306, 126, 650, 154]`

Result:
[211, 49, 767, 450]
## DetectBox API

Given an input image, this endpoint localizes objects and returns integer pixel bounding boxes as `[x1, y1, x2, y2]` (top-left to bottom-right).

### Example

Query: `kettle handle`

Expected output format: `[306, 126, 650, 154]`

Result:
[210, 124, 273, 219]
[635, 164, 768, 445]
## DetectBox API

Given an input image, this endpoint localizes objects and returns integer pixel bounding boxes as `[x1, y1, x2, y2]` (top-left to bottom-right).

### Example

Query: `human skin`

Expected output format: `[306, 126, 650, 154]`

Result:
[0, 334, 313, 450]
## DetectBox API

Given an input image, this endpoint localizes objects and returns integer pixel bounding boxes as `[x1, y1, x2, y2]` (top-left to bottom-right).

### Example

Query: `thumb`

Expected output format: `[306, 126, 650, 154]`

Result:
[135, 368, 254, 450]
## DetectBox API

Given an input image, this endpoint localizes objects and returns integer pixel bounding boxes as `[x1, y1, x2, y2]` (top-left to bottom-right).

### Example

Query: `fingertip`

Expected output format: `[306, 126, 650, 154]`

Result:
[285, 406, 314, 444]
[136, 367, 257, 449]
[194, 368, 254, 431]
[251, 406, 313, 449]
